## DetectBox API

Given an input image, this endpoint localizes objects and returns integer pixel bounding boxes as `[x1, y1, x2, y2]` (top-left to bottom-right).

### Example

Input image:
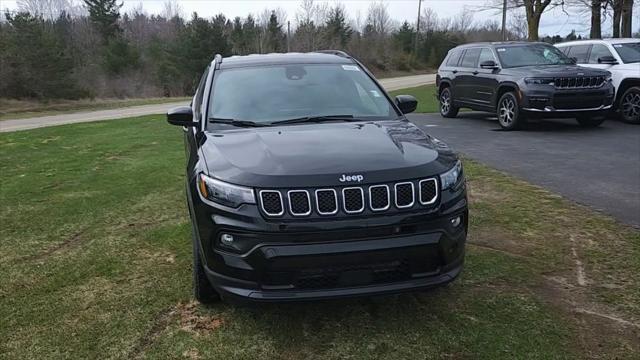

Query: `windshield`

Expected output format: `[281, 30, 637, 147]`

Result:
[207, 64, 397, 125]
[496, 44, 574, 68]
[612, 42, 640, 63]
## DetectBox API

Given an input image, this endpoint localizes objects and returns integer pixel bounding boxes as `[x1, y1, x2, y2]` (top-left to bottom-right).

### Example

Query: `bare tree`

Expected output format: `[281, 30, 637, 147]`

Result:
[161, 0, 182, 20]
[17, 0, 81, 19]
[621, 0, 634, 37]
[508, 9, 529, 39]
[451, 7, 475, 33]
[366, 0, 391, 35]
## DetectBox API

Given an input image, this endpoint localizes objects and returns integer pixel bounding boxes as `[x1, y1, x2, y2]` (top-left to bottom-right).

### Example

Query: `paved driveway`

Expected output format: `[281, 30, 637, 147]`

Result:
[409, 113, 640, 227]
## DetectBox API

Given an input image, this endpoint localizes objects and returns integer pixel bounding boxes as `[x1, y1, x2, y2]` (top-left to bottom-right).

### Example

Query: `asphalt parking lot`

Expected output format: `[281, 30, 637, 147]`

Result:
[409, 113, 640, 228]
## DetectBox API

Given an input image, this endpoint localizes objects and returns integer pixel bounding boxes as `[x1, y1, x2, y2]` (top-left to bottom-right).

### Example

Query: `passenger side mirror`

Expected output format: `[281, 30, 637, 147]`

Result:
[598, 56, 618, 65]
[167, 106, 198, 127]
[480, 60, 498, 69]
[395, 95, 418, 114]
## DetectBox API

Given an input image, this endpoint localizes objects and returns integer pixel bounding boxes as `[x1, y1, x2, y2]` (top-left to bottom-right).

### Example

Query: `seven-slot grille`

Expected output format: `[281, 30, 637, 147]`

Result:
[553, 76, 605, 89]
[258, 178, 439, 217]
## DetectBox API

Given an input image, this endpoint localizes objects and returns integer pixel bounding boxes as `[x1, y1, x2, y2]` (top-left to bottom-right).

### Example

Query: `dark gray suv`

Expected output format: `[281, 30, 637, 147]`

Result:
[436, 42, 615, 130]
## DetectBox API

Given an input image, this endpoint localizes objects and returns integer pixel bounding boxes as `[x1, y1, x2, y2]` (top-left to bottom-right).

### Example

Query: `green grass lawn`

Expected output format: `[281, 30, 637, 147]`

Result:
[389, 85, 439, 113]
[1, 116, 638, 359]
[0, 97, 190, 121]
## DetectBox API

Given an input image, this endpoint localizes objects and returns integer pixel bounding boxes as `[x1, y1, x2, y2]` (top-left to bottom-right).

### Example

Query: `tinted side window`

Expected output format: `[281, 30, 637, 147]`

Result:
[588, 44, 613, 63]
[478, 48, 496, 66]
[460, 48, 481, 68]
[567, 45, 591, 63]
[446, 50, 462, 66]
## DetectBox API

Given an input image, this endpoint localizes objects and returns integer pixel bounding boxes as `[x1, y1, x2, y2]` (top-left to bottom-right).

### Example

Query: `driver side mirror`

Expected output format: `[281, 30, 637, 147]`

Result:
[598, 55, 618, 65]
[480, 60, 499, 69]
[395, 95, 418, 114]
[167, 106, 198, 127]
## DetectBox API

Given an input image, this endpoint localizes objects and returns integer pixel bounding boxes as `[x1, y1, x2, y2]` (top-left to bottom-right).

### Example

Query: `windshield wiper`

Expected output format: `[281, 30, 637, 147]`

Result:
[208, 118, 269, 127]
[269, 115, 357, 126]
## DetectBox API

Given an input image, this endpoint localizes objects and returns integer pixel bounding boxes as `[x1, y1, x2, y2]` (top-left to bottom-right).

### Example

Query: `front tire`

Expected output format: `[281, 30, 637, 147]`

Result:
[576, 115, 605, 128]
[619, 86, 640, 124]
[192, 223, 220, 304]
[497, 92, 525, 130]
[439, 87, 459, 118]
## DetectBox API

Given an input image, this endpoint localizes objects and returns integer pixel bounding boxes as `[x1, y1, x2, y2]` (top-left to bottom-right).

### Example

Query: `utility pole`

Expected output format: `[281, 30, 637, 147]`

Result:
[501, 0, 507, 40]
[414, 0, 422, 55]
[287, 21, 291, 52]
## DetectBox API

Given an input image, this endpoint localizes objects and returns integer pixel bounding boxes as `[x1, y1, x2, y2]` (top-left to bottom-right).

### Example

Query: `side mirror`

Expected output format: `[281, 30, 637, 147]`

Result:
[598, 56, 618, 65]
[167, 106, 197, 127]
[480, 60, 499, 69]
[395, 95, 418, 114]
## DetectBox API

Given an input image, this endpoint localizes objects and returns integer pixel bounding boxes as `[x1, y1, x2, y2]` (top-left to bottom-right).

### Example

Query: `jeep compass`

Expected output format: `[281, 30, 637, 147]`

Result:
[167, 51, 468, 303]
[436, 42, 615, 130]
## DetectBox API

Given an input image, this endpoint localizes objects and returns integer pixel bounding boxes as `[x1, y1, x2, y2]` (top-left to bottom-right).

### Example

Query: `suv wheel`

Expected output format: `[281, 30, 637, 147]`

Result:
[192, 222, 220, 303]
[619, 86, 640, 124]
[439, 87, 459, 118]
[576, 115, 605, 128]
[497, 92, 524, 130]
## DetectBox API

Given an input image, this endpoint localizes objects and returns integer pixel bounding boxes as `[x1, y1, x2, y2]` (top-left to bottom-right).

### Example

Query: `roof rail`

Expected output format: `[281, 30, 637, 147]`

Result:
[214, 54, 222, 69]
[314, 50, 351, 58]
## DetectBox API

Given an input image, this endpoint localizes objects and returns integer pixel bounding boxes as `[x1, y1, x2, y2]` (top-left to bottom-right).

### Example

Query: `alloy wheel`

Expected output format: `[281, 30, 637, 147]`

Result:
[440, 90, 451, 115]
[499, 97, 516, 127]
[621, 91, 640, 121]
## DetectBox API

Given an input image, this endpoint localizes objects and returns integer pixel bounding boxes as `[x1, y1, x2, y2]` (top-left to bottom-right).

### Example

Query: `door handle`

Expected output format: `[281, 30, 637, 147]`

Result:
[452, 70, 458, 74]
[472, 71, 479, 75]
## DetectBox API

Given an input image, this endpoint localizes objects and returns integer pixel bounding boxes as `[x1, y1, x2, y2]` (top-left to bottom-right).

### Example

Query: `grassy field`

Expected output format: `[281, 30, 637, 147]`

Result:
[1, 115, 638, 359]
[389, 86, 439, 113]
[0, 97, 190, 121]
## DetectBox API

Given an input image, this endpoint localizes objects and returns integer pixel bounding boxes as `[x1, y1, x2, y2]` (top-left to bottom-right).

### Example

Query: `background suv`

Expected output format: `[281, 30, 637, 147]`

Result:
[436, 42, 615, 130]
[556, 39, 640, 124]
[167, 51, 468, 303]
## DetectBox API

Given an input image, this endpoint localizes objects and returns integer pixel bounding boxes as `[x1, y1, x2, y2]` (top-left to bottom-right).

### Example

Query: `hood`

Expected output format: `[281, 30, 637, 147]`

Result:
[200, 120, 457, 188]
[506, 64, 610, 77]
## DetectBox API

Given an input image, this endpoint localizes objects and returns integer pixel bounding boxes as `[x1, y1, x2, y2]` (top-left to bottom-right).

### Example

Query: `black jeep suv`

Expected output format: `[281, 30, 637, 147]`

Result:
[436, 42, 615, 130]
[167, 51, 468, 303]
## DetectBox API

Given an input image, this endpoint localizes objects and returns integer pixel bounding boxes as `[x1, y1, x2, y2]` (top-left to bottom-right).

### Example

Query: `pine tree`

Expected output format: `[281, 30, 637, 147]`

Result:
[394, 21, 414, 54]
[324, 6, 352, 48]
[266, 11, 285, 52]
[83, 0, 122, 40]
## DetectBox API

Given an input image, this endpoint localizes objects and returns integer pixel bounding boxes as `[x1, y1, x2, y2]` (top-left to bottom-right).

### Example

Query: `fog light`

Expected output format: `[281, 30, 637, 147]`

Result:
[220, 233, 234, 245]
[450, 216, 461, 227]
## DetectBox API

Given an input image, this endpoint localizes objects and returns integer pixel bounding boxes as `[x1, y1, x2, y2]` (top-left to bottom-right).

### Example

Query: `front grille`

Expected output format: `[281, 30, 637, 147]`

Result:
[395, 182, 415, 208]
[315, 189, 338, 215]
[554, 76, 605, 89]
[419, 179, 438, 205]
[294, 260, 412, 289]
[288, 190, 311, 216]
[258, 177, 439, 218]
[259, 190, 283, 216]
[343, 187, 365, 213]
[369, 185, 390, 211]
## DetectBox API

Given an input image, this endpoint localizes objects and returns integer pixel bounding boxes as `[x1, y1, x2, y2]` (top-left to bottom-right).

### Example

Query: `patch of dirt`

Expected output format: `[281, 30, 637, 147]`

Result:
[21, 229, 87, 262]
[175, 301, 225, 336]
[182, 349, 201, 359]
[468, 227, 535, 259]
[129, 306, 175, 359]
[538, 277, 640, 358]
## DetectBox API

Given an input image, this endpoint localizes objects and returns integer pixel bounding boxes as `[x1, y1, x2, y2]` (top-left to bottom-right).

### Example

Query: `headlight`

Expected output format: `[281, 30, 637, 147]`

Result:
[524, 78, 554, 85]
[198, 173, 255, 207]
[440, 160, 464, 190]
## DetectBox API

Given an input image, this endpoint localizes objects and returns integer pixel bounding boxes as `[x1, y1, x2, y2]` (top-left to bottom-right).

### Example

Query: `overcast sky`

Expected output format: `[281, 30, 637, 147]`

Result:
[2, 0, 638, 37]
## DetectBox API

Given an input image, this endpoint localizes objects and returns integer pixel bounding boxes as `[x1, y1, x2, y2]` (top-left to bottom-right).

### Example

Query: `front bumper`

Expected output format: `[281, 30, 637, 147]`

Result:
[520, 83, 615, 115]
[205, 226, 466, 302]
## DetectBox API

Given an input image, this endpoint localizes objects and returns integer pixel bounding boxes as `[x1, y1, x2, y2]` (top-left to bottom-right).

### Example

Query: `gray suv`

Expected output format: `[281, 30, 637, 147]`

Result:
[436, 42, 615, 130]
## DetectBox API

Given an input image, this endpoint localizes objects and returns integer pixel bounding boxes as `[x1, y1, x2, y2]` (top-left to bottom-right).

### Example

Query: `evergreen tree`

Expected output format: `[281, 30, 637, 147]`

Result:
[394, 21, 414, 54]
[83, 0, 122, 40]
[324, 6, 352, 48]
[266, 11, 285, 52]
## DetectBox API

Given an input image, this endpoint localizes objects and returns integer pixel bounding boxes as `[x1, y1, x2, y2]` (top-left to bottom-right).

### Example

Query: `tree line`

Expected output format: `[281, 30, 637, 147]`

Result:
[0, 0, 637, 100]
